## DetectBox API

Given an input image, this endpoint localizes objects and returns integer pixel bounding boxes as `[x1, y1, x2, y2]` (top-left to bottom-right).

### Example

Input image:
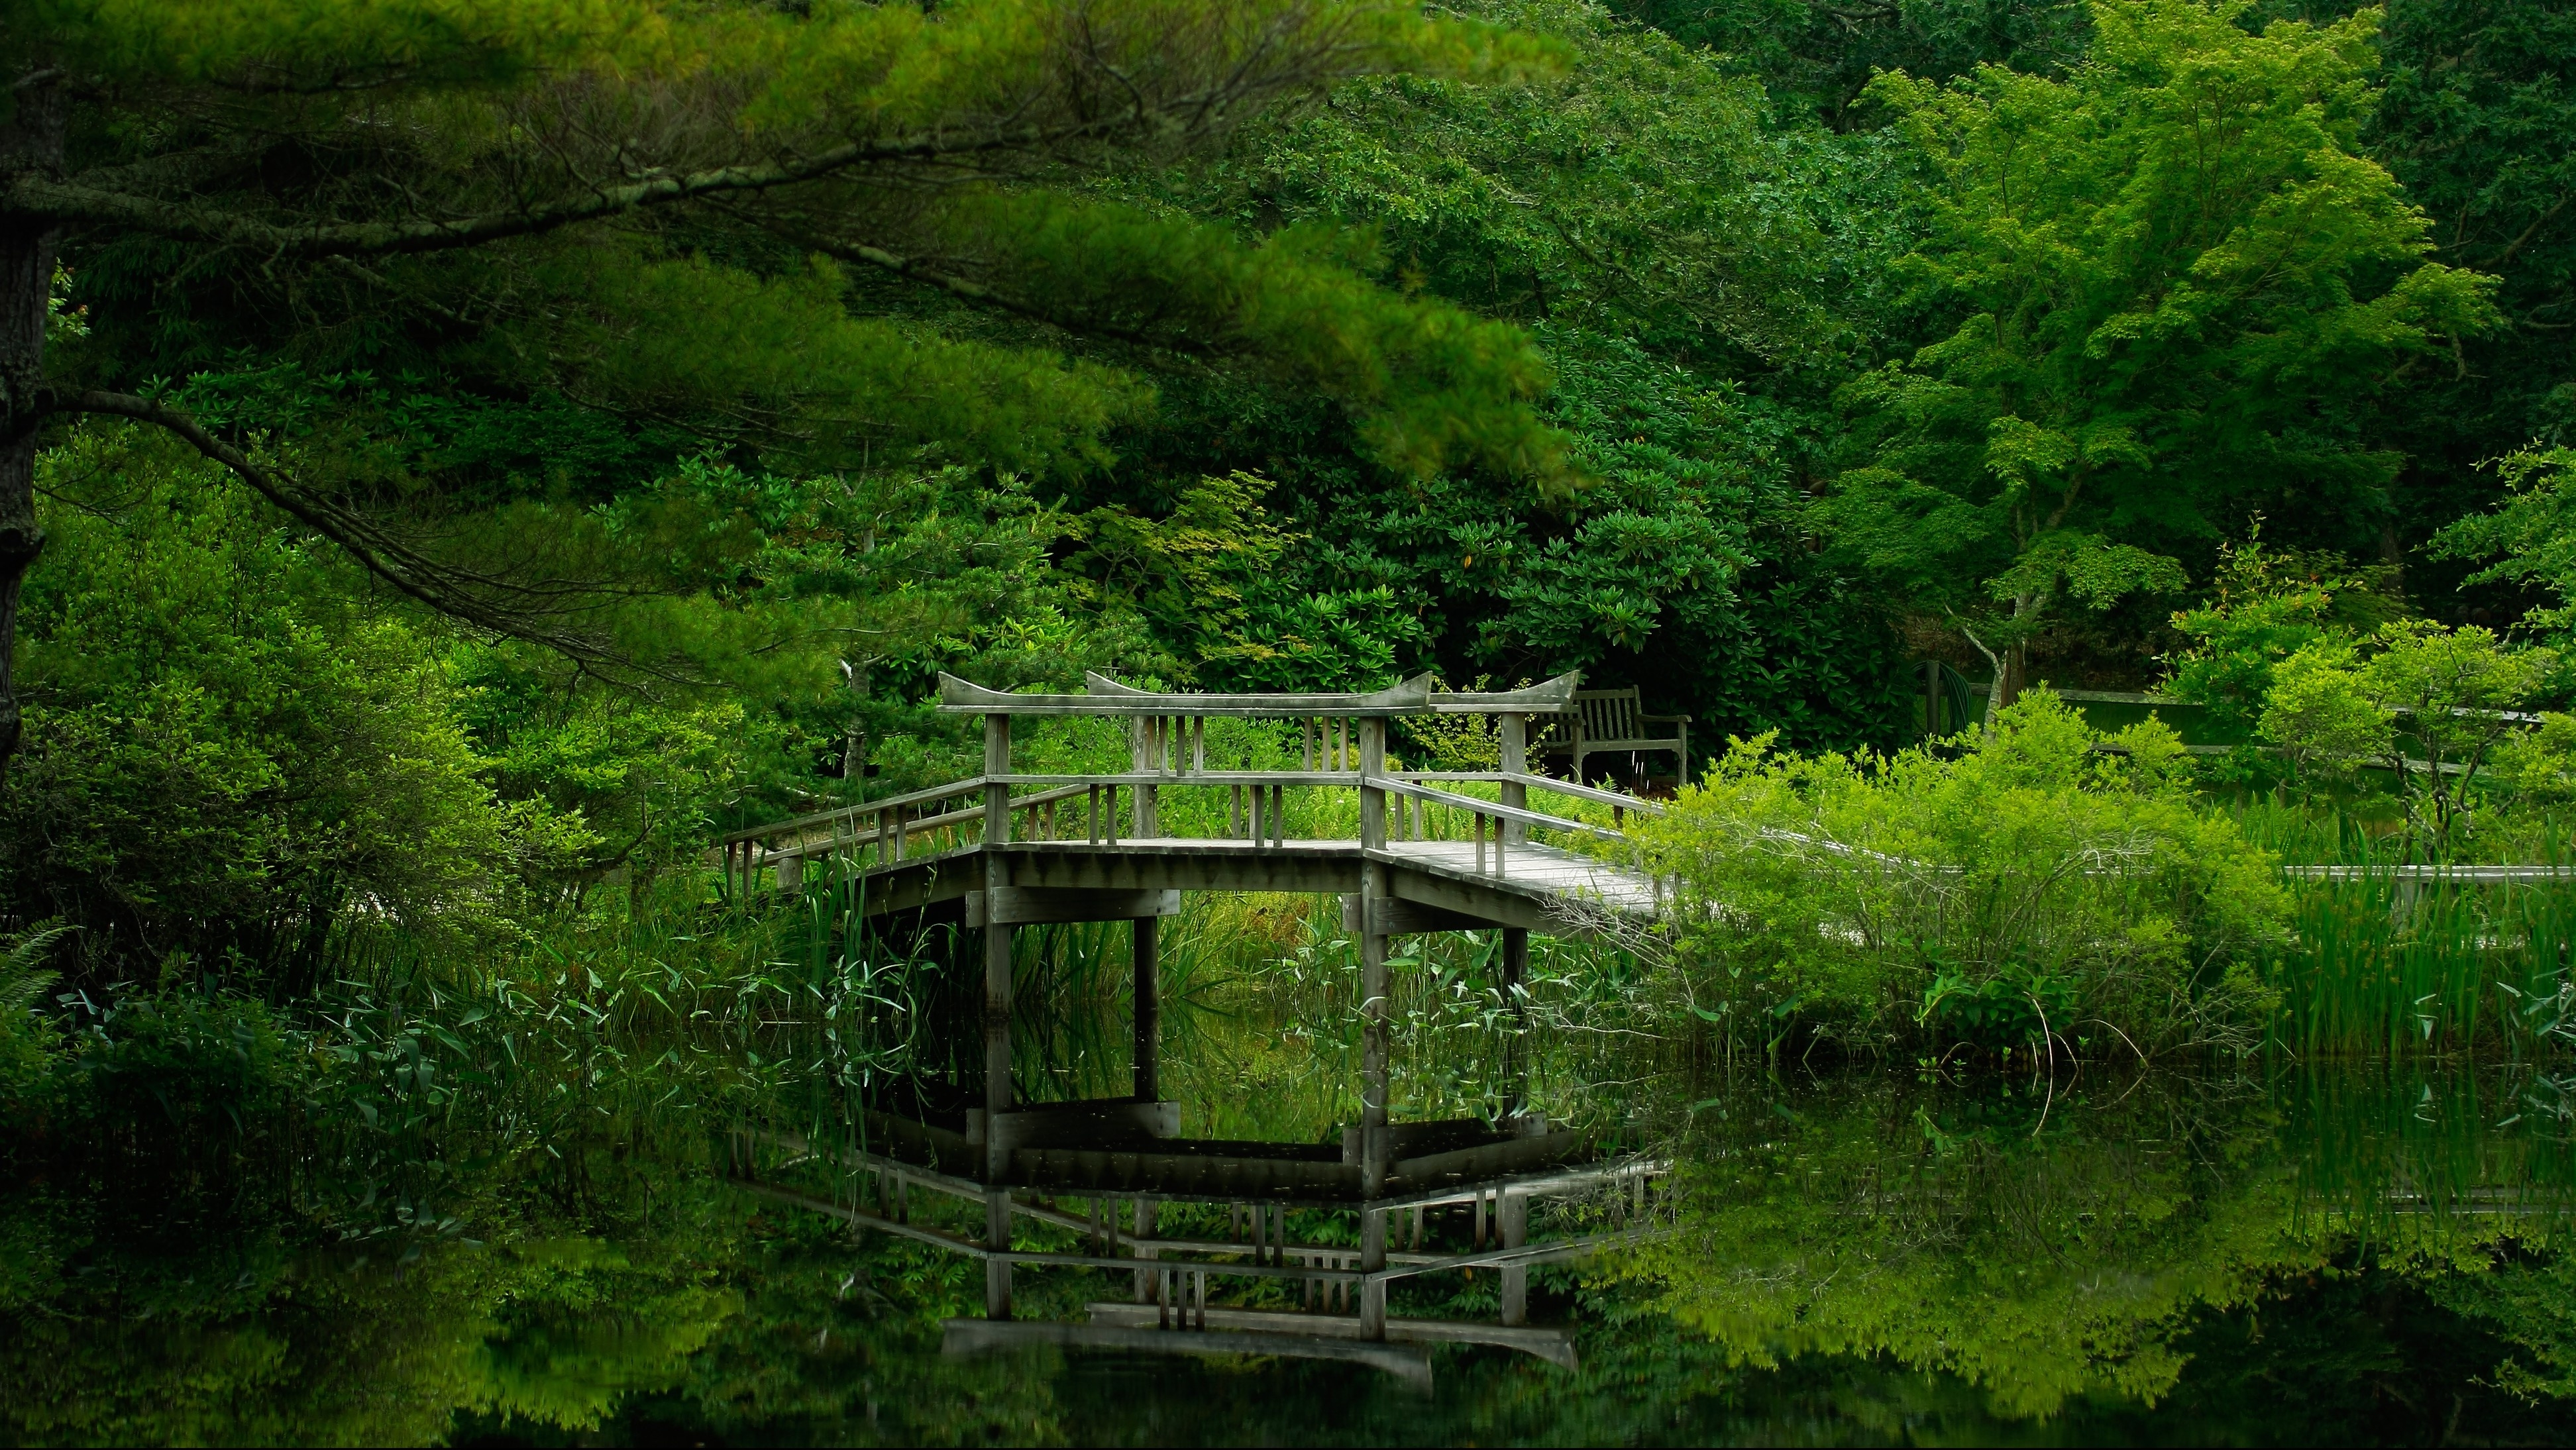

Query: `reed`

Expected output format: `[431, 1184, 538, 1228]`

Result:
[2271, 870, 2576, 1057]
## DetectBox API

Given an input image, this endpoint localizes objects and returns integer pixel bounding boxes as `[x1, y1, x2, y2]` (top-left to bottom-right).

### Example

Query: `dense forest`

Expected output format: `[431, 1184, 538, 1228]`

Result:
[5, 0, 2569, 1001]
[6, 4, 2576, 1440]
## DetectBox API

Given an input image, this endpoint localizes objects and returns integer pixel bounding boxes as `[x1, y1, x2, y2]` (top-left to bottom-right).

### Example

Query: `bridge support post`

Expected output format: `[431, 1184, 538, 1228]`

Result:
[1499, 1190, 1529, 1325]
[1500, 925, 1530, 1115]
[1132, 913, 1159, 1101]
[1357, 716, 1391, 1208]
[1129, 717, 1160, 837]
[1132, 1199, 1158, 1304]
[1360, 1208, 1387, 1338]
[983, 713, 1013, 1320]
[1359, 856, 1390, 1202]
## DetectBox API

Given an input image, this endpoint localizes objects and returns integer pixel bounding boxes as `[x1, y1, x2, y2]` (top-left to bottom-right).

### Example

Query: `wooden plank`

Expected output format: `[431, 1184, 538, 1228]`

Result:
[967, 887, 1181, 926]
[845, 852, 985, 918]
[2283, 864, 2576, 882]
[1397, 770, 1664, 817]
[1006, 1145, 1366, 1200]
[968, 1099, 1182, 1153]
[1082, 1304, 1578, 1369]
[1340, 1117, 1538, 1163]
[940, 1320, 1434, 1385]
[720, 776, 993, 847]
[1392, 1131, 1588, 1190]
[1426, 670, 1583, 715]
[738, 1182, 990, 1256]
[1379, 866, 1558, 933]
[996, 771, 1363, 787]
[1339, 894, 1504, 934]
[1369, 777, 1622, 840]
[1002, 845, 1362, 896]
[940, 671, 1435, 717]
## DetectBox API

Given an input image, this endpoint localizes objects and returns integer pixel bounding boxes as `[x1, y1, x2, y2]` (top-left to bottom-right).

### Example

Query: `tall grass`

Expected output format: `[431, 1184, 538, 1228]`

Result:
[2272, 872, 2576, 1057]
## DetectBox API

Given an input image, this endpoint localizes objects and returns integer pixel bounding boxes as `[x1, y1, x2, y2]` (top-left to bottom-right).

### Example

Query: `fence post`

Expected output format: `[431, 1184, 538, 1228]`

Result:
[1500, 712, 1528, 845]
[1359, 716, 1386, 851]
[1129, 718, 1159, 837]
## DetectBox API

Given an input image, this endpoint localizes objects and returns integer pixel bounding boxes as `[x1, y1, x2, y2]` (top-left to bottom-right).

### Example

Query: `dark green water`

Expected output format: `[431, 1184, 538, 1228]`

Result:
[7, 1055, 2576, 1445]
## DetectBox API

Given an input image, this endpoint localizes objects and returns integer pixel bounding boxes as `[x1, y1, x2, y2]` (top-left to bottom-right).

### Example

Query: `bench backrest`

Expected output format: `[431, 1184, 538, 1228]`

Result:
[1578, 689, 1642, 742]
[1535, 688, 1674, 747]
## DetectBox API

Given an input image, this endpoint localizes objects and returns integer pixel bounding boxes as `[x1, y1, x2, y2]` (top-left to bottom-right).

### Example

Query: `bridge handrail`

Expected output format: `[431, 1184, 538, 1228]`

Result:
[1369, 776, 1627, 842]
[724, 768, 1670, 851]
[1397, 770, 1668, 819]
[994, 772, 1364, 787]
[719, 775, 996, 847]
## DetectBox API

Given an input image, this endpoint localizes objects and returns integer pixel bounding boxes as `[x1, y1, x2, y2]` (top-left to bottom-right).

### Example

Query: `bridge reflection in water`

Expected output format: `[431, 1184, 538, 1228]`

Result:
[724, 672, 1674, 1383]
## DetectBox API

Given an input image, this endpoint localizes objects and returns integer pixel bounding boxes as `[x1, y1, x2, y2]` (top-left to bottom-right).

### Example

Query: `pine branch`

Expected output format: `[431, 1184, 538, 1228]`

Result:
[10, 125, 1080, 258]
[41, 388, 668, 674]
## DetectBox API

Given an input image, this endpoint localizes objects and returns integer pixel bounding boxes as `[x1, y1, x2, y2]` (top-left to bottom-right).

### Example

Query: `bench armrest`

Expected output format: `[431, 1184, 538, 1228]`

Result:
[1639, 713, 1692, 725]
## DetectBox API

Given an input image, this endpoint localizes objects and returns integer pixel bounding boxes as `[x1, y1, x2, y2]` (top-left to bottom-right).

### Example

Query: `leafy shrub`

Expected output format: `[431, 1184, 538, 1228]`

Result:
[2257, 622, 2557, 858]
[2, 429, 578, 996]
[50, 989, 318, 1137]
[1637, 692, 2288, 1055]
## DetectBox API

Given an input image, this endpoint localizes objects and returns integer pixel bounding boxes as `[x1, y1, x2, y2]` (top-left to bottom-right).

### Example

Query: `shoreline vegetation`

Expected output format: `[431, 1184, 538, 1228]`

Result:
[5, 0, 2576, 1438]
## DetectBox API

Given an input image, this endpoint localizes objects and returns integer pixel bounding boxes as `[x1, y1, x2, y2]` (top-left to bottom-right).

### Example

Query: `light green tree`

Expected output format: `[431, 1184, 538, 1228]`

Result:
[1819, 0, 2496, 721]
[2257, 621, 2557, 856]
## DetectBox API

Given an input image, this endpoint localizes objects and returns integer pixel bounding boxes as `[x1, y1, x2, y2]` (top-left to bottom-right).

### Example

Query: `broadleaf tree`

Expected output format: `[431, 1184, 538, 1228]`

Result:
[1817, 0, 2497, 721]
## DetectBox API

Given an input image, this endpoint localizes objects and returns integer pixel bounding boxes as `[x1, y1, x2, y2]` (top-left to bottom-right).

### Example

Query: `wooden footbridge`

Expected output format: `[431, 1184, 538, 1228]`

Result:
[720, 671, 1675, 1359]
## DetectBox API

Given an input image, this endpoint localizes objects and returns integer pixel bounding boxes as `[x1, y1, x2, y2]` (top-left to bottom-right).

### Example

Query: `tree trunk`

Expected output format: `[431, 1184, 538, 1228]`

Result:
[0, 74, 64, 777]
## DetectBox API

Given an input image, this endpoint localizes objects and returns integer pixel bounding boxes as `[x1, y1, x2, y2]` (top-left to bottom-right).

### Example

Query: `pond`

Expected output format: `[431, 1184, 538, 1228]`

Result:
[7, 920, 2576, 1447]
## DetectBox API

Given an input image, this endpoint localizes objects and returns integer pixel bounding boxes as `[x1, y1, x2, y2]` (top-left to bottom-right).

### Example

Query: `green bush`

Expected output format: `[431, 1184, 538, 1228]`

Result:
[1638, 692, 2288, 1055]
[1, 429, 578, 996]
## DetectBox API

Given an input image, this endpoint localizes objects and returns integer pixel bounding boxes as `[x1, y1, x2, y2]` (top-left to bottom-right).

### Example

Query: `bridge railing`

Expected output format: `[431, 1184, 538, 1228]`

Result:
[714, 672, 1674, 898]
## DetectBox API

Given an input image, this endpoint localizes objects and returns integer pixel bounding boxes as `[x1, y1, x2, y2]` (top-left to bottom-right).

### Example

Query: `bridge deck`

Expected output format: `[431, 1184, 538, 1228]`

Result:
[818, 835, 1663, 934]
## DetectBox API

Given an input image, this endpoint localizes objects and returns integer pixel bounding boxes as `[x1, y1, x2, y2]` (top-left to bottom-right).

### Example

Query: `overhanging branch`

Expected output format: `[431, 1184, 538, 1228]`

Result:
[46, 388, 651, 672]
[12, 124, 1077, 258]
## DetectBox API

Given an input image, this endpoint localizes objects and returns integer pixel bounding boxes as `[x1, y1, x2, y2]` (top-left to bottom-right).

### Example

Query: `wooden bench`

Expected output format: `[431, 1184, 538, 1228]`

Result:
[1532, 688, 1689, 784]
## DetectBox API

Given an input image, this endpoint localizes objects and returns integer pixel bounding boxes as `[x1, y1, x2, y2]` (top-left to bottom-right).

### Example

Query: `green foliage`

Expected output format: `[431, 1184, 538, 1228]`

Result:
[2255, 621, 2558, 856]
[1638, 690, 2288, 1052]
[2434, 445, 2576, 641]
[2426, 1251, 2576, 1404]
[1823, 0, 2498, 688]
[1635, 1068, 2576, 1426]
[1061, 472, 1428, 690]
[2164, 526, 2408, 737]
[1105, 0, 1907, 745]
[0, 927, 70, 1105]
[2354, 0, 2576, 558]
[1, 429, 577, 992]
[2274, 871, 2576, 1055]
[934, 193, 1576, 484]
[1191, 0, 1850, 372]
[1616, 0, 2096, 127]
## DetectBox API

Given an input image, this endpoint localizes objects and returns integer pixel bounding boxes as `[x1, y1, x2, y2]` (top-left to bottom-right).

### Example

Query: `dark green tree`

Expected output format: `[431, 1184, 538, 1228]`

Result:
[0, 0, 1570, 770]
[1821, 0, 2496, 718]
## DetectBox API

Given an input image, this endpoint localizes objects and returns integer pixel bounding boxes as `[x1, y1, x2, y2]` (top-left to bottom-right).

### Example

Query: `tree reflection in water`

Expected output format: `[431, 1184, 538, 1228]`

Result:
[4, 1064, 2573, 1444]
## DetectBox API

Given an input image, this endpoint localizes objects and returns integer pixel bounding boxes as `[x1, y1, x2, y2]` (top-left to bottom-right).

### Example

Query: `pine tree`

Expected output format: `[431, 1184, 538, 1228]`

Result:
[0, 0, 1564, 767]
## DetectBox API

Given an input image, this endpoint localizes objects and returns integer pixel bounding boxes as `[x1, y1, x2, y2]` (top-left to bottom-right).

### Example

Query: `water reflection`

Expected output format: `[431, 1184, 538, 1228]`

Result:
[5, 1060, 2575, 1444]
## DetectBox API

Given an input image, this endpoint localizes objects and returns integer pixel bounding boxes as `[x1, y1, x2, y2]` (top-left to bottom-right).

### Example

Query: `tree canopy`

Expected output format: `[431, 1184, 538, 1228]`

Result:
[1818, 0, 2495, 712]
